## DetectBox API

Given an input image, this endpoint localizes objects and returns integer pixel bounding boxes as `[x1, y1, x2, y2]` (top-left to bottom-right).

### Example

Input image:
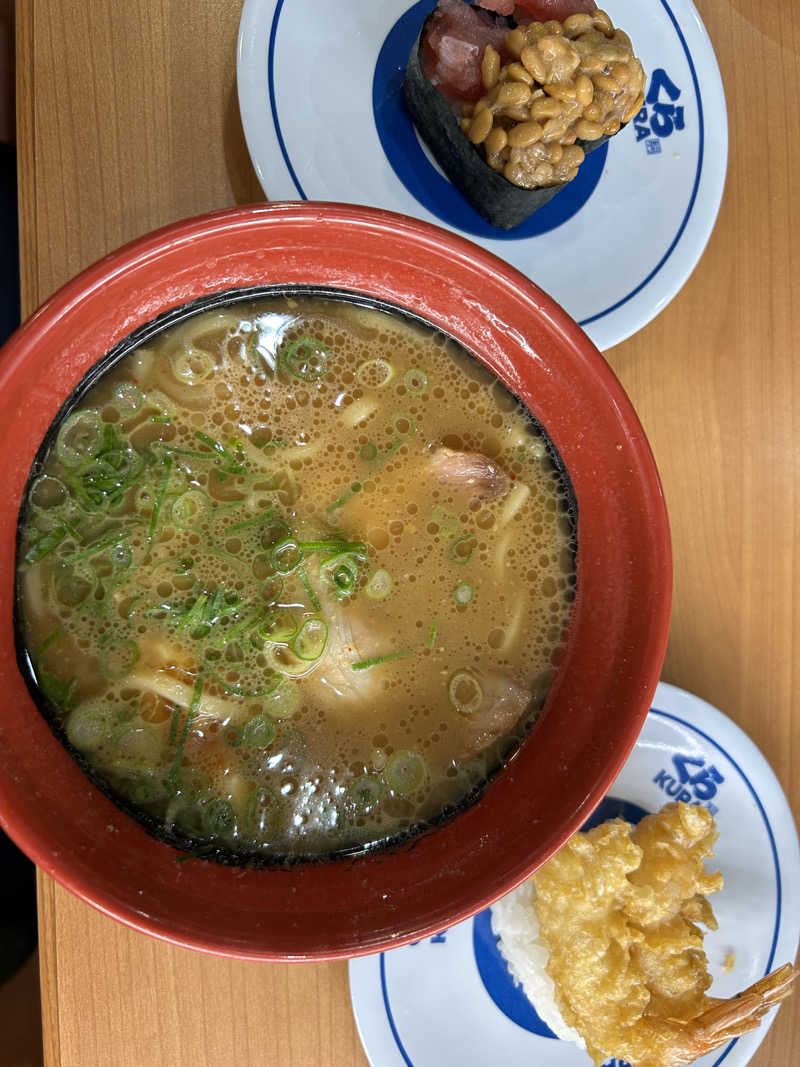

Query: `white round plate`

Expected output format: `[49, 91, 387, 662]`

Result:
[237, 0, 728, 352]
[348, 682, 800, 1067]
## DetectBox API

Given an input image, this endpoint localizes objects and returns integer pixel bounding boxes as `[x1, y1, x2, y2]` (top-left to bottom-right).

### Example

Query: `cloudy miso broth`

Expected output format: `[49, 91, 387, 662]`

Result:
[16, 293, 576, 862]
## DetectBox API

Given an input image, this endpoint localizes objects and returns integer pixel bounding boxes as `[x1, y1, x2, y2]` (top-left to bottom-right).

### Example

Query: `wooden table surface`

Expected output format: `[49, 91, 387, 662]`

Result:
[14, 1, 798, 1064]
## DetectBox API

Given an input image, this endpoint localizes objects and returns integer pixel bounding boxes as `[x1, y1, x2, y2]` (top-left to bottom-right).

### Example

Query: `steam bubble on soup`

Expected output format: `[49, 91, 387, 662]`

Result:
[16, 293, 576, 862]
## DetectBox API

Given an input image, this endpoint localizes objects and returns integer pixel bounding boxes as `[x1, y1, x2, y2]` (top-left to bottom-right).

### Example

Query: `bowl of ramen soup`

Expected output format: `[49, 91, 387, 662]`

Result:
[0, 203, 670, 960]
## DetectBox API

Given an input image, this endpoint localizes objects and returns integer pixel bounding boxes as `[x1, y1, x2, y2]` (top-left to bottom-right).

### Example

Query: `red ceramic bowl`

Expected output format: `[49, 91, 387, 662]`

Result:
[0, 203, 670, 960]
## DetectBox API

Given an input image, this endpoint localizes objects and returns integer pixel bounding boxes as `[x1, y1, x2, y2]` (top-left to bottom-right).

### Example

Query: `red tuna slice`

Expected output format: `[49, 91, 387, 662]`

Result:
[513, 0, 596, 20]
[423, 0, 511, 102]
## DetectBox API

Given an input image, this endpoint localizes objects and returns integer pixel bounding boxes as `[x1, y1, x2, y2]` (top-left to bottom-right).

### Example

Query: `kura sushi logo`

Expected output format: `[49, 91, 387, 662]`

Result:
[634, 68, 686, 156]
[652, 752, 725, 816]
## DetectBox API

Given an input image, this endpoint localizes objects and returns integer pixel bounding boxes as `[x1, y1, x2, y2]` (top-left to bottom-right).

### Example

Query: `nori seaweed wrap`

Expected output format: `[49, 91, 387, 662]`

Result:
[404, 3, 645, 230]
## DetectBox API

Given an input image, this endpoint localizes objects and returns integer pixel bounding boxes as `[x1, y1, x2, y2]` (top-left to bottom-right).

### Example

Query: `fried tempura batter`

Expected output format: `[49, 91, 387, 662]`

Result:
[532, 803, 797, 1066]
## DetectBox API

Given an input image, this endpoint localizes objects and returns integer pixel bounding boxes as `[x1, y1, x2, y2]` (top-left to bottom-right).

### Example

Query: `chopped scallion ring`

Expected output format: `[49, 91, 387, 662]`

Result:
[320, 552, 361, 599]
[448, 670, 483, 715]
[270, 537, 304, 575]
[346, 776, 382, 815]
[292, 617, 328, 661]
[365, 568, 393, 600]
[385, 750, 426, 795]
[357, 358, 394, 388]
[171, 489, 211, 529]
[403, 368, 428, 395]
[281, 336, 329, 381]
[454, 582, 474, 605]
[170, 346, 215, 386]
[258, 608, 299, 644]
[111, 381, 144, 416]
[359, 442, 378, 461]
[450, 534, 476, 565]
[351, 650, 410, 671]
[56, 410, 102, 468]
[240, 714, 277, 749]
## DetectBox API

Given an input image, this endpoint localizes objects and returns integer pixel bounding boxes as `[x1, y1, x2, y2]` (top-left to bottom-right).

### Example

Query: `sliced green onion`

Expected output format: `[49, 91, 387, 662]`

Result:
[266, 643, 317, 678]
[281, 336, 329, 381]
[427, 621, 438, 649]
[244, 787, 280, 837]
[454, 582, 474, 605]
[29, 475, 67, 510]
[262, 682, 301, 721]
[403, 368, 427, 395]
[194, 431, 245, 474]
[109, 725, 161, 773]
[112, 382, 144, 416]
[357, 358, 394, 388]
[240, 713, 277, 748]
[351, 650, 410, 671]
[258, 608, 299, 644]
[203, 661, 280, 698]
[65, 703, 111, 752]
[38, 669, 77, 710]
[385, 750, 426, 795]
[326, 483, 361, 513]
[319, 552, 361, 599]
[293, 618, 328, 661]
[226, 508, 276, 534]
[365, 568, 393, 600]
[65, 530, 130, 564]
[391, 411, 417, 439]
[431, 505, 459, 538]
[171, 489, 211, 529]
[100, 638, 139, 681]
[201, 798, 237, 837]
[24, 522, 69, 565]
[450, 534, 476, 565]
[270, 537, 304, 575]
[359, 442, 378, 461]
[167, 673, 204, 784]
[298, 566, 321, 611]
[346, 776, 382, 815]
[56, 410, 102, 467]
[449, 670, 483, 715]
[146, 455, 173, 545]
[170, 346, 215, 386]
[297, 539, 367, 556]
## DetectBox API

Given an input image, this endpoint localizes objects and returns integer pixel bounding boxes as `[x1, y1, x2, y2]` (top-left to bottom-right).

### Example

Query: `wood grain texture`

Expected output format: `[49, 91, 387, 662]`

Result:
[14, 0, 798, 1064]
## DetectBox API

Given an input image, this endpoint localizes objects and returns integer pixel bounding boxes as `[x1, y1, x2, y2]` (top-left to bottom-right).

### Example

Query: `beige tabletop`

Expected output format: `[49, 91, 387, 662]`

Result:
[15, 0, 799, 1064]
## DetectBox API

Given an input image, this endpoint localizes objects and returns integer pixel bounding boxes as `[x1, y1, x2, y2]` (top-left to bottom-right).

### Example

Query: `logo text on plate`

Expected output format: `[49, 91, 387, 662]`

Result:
[634, 69, 685, 155]
[653, 753, 724, 815]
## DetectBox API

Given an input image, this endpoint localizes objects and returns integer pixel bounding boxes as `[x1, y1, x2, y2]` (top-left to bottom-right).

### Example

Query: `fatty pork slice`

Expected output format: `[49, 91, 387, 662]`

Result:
[512, 0, 595, 18]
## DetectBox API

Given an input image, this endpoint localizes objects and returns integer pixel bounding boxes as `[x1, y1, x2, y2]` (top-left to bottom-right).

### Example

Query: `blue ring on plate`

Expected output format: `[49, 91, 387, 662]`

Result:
[266, 0, 706, 328]
[378, 708, 782, 1067]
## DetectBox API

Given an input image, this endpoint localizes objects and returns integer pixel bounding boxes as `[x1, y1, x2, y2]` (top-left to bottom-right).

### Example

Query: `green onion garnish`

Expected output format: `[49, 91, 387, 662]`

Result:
[167, 672, 204, 785]
[357, 358, 394, 388]
[281, 336, 329, 381]
[403, 368, 428, 395]
[240, 713, 277, 749]
[292, 617, 328, 661]
[448, 671, 483, 715]
[112, 382, 144, 417]
[201, 798, 236, 838]
[351, 650, 410, 671]
[346, 776, 382, 814]
[258, 608, 299, 644]
[194, 431, 245, 474]
[427, 621, 438, 649]
[146, 455, 173, 546]
[56, 410, 102, 468]
[99, 638, 139, 681]
[365, 568, 392, 600]
[450, 534, 476, 565]
[270, 537, 304, 575]
[171, 489, 211, 529]
[319, 552, 361, 599]
[298, 566, 321, 612]
[65, 703, 110, 752]
[454, 582, 474, 605]
[385, 750, 426, 795]
[359, 442, 378, 461]
[326, 483, 361, 513]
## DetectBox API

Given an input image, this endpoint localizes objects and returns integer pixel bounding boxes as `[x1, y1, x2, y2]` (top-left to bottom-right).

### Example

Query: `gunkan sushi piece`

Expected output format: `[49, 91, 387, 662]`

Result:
[404, 1, 645, 229]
